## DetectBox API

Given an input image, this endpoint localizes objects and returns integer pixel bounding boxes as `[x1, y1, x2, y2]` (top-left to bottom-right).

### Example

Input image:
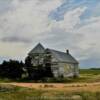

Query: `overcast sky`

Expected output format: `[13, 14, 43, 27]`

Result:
[0, 0, 100, 68]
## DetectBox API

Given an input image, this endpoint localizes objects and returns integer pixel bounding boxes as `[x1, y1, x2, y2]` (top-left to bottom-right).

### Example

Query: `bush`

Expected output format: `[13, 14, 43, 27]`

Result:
[0, 60, 25, 79]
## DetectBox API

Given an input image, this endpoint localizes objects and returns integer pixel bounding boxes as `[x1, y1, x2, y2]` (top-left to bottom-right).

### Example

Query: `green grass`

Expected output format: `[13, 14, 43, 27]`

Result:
[0, 84, 42, 100]
[80, 69, 100, 75]
[0, 84, 100, 100]
[78, 69, 100, 82]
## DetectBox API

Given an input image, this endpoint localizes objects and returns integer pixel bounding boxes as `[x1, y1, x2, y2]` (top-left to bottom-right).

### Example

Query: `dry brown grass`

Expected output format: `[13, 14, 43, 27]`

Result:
[4, 82, 100, 93]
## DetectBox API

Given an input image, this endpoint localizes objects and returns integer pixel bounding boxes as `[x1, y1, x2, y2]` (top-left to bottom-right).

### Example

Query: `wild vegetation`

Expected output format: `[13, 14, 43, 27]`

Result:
[0, 60, 100, 99]
[0, 60, 25, 79]
[0, 59, 100, 83]
[0, 59, 53, 82]
[0, 84, 100, 100]
[25, 56, 53, 81]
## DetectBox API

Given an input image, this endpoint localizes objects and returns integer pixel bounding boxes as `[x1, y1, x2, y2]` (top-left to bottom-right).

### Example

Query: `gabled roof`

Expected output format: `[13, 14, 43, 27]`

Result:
[29, 43, 45, 54]
[47, 49, 78, 64]
[28, 43, 79, 64]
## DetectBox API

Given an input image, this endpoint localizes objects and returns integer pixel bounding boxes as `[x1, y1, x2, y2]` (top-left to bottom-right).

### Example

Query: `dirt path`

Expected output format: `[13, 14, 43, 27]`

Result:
[3, 82, 100, 92]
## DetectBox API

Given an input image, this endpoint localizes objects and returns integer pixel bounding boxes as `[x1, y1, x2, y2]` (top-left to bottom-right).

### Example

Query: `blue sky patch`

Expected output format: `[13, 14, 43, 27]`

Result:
[49, 0, 100, 21]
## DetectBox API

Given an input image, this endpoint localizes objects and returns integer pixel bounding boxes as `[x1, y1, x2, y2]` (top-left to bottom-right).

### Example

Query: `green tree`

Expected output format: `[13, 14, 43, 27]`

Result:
[25, 56, 53, 81]
[0, 60, 24, 79]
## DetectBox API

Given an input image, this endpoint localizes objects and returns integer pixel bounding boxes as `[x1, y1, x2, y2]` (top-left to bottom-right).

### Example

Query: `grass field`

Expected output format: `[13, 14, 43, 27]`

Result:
[0, 84, 100, 100]
[80, 68, 100, 75]
[79, 69, 100, 82]
[0, 69, 100, 100]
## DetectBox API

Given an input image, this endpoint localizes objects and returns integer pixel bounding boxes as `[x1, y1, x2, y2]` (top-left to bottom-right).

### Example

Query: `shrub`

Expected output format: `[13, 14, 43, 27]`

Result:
[0, 60, 25, 79]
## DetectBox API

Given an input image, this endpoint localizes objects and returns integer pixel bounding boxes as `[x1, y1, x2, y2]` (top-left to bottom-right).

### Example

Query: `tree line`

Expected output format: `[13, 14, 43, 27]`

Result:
[0, 57, 53, 81]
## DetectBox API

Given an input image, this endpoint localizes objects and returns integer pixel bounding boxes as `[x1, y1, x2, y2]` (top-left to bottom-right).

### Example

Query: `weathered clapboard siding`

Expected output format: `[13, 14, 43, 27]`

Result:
[26, 43, 79, 78]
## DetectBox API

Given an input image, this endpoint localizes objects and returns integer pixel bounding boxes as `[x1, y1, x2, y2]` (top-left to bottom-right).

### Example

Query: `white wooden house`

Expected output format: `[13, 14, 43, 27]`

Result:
[27, 43, 79, 78]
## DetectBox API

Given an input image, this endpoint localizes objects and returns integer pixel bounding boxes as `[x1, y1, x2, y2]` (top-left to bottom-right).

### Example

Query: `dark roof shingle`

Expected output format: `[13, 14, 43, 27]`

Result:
[29, 43, 79, 64]
[48, 49, 78, 64]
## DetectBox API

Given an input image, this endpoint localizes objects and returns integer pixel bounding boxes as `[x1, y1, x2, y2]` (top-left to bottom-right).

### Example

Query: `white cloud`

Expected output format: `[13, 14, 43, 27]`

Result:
[51, 7, 87, 32]
[0, 0, 100, 67]
[66, 16, 100, 61]
[44, 7, 100, 63]
[0, 0, 62, 58]
[0, 0, 62, 38]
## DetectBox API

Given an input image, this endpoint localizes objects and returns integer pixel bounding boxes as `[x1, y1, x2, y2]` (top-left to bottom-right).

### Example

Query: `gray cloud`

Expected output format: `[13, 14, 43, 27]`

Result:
[0, 36, 32, 43]
[0, 0, 12, 14]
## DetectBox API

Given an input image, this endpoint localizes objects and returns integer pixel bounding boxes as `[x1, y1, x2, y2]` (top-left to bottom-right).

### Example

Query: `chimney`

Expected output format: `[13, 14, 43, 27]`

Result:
[66, 49, 69, 54]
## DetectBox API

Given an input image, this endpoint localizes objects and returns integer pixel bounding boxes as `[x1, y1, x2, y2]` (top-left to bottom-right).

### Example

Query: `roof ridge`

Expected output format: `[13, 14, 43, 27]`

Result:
[29, 43, 45, 54]
[48, 48, 66, 54]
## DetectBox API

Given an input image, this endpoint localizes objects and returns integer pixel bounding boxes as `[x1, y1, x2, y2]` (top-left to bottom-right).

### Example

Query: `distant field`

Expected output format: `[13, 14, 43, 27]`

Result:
[78, 69, 100, 83]
[80, 69, 100, 75]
